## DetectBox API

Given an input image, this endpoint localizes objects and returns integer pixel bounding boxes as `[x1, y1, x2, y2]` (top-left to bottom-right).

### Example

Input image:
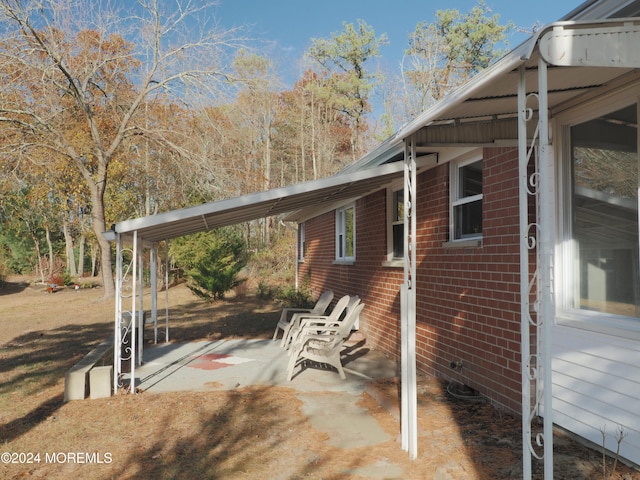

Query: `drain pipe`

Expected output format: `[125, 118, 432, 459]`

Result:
[280, 220, 299, 290]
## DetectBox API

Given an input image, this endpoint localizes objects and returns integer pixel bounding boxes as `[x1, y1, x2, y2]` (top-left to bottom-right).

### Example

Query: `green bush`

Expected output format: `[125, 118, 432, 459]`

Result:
[258, 275, 315, 309]
[256, 281, 275, 300]
[170, 229, 247, 301]
[274, 284, 315, 309]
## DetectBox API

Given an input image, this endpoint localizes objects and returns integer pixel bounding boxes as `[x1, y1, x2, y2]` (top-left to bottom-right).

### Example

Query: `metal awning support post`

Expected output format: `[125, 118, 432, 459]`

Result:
[537, 54, 555, 480]
[137, 243, 144, 366]
[518, 63, 532, 480]
[150, 244, 158, 344]
[130, 230, 138, 392]
[401, 134, 418, 459]
[165, 240, 170, 343]
[113, 232, 123, 394]
[517, 57, 554, 479]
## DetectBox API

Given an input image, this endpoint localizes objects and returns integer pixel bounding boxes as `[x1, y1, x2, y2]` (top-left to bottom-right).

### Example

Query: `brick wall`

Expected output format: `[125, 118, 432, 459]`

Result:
[299, 146, 523, 413]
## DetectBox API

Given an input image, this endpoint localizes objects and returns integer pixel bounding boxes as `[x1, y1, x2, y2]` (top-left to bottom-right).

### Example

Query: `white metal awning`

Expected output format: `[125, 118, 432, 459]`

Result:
[109, 160, 405, 243]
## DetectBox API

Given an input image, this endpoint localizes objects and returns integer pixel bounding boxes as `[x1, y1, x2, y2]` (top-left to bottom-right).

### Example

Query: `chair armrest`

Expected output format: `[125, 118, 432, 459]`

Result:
[300, 324, 341, 335]
[290, 330, 342, 352]
[299, 315, 336, 325]
[280, 307, 312, 322]
[290, 325, 341, 348]
[290, 312, 329, 322]
[284, 308, 313, 314]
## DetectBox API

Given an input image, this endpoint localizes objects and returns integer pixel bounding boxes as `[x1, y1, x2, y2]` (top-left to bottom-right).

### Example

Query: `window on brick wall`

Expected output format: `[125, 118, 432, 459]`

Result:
[299, 222, 306, 261]
[451, 157, 483, 240]
[561, 103, 639, 329]
[389, 188, 404, 259]
[336, 204, 355, 261]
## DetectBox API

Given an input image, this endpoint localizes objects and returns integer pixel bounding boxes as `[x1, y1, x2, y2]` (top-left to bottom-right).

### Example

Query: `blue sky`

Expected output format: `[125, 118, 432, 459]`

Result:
[215, 0, 582, 83]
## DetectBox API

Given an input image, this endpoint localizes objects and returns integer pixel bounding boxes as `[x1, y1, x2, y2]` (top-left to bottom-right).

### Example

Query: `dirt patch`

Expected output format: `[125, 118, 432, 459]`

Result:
[1, 276, 638, 479]
[365, 377, 639, 479]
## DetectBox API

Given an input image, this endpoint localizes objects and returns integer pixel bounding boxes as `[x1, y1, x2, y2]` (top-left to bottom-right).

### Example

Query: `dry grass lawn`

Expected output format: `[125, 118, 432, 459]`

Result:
[1, 276, 639, 479]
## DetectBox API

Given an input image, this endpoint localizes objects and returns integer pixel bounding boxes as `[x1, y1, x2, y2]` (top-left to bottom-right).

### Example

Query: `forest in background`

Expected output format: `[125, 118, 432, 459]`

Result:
[0, 0, 513, 298]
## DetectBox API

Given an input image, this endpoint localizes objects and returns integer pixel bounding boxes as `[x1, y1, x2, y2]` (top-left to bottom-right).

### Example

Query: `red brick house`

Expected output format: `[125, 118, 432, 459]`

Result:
[291, 147, 524, 409]
[284, 0, 640, 471]
[109, 0, 640, 474]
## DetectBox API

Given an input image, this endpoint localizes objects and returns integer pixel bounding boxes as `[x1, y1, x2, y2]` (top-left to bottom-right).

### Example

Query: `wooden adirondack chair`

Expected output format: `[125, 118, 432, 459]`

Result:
[286, 302, 365, 381]
[272, 290, 334, 346]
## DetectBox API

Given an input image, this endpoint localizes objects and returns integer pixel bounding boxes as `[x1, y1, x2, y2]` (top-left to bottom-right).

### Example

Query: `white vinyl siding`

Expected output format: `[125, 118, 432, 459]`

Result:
[552, 325, 640, 463]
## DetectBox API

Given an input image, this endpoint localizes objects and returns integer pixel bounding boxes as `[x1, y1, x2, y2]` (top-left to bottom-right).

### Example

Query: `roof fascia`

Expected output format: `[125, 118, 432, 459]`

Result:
[561, 0, 639, 20]
[286, 153, 439, 223]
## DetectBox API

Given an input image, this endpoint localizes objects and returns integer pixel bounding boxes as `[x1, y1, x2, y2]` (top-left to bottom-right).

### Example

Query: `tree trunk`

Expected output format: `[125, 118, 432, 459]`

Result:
[91, 245, 98, 277]
[89, 173, 115, 299]
[77, 233, 85, 278]
[45, 226, 54, 277]
[94, 218, 114, 299]
[33, 236, 45, 284]
[311, 91, 317, 180]
[63, 222, 78, 277]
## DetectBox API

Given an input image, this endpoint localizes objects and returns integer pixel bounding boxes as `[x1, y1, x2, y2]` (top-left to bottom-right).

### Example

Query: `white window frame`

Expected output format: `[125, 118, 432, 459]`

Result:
[385, 183, 404, 264]
[450, 154, 483, 241]
[556, 91, 640, 338]
[335, 204, 356, 262]
[299, 222, 306, 261]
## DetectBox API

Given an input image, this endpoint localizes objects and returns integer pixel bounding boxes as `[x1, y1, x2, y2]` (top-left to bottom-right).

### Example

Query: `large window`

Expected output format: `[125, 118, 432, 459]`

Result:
[451, 157, 483, 240]
[336, 204, 355, 261]
[566, 104, 639, 320]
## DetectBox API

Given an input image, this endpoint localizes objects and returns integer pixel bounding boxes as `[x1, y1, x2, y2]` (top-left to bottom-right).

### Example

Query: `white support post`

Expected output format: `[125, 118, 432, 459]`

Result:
[517, 64, 532, 480]
[137, 246, 144, 367]
[538, 55, 555, 480]
[130, 231, 137, 393]
[401, 135, 418, 459]
[113, 233, 123, 395]
[294, 226, 299, 290]
[165, 240, 170, 343]
[151, 244, 158, 344]
[518, 58, 555, 480]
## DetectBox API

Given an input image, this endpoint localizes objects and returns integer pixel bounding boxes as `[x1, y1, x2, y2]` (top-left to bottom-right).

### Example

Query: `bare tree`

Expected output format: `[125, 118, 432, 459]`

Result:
[0, 0, 245, 299]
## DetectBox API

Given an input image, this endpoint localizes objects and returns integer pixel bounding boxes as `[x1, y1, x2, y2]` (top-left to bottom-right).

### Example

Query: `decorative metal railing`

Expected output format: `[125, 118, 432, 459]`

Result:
[115, 247, 135, 390]
[518, 59, 554, 479]
[401, 136, 418, 459]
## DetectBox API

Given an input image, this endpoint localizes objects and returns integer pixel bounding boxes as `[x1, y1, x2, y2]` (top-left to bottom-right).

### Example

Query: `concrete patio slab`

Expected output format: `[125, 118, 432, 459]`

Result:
[123, 337, 401, 462]
[131, 337, 398, 395]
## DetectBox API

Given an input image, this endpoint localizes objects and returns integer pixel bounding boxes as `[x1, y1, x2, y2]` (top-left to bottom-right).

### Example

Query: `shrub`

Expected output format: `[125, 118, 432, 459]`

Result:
[274, 284, 315, 309]
[259, 274, 315, 308]
[48, 273, 65, 287]
[170, 229, 247, 301]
